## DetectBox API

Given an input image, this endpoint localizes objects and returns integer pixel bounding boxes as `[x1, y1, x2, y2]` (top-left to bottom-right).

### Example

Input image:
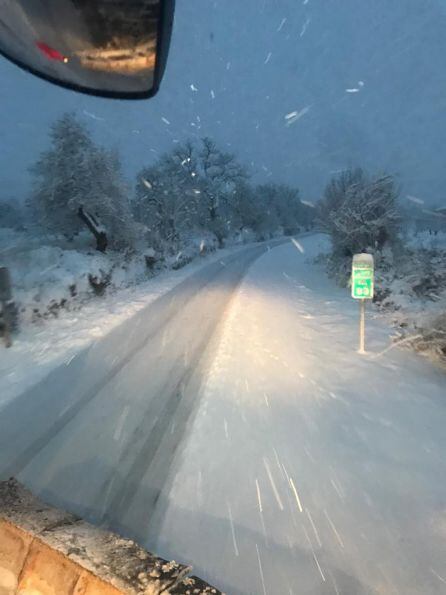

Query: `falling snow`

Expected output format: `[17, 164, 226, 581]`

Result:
[277, 17, 287, 32]
[152, 235, 446, 594]
[285, 105, 311, 126]
[300, 17, 311, 37]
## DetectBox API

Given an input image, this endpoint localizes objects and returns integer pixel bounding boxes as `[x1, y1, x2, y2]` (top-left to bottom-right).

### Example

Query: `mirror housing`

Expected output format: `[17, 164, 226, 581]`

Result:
[0, 0, 175, 100]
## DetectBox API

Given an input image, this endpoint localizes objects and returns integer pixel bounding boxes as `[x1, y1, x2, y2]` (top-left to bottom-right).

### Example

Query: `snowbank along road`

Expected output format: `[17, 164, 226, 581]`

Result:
[1, 235, 446, 595]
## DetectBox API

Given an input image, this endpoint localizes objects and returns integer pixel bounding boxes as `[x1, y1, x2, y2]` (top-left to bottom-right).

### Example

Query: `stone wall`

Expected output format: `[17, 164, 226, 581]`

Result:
[0, 479, 222, 595]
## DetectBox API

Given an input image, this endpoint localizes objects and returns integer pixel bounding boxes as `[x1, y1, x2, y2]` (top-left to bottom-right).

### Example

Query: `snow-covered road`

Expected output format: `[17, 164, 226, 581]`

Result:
[0, 241, 280, 531]
[147, 236, 446, 595]
[1, 235, 445, 595]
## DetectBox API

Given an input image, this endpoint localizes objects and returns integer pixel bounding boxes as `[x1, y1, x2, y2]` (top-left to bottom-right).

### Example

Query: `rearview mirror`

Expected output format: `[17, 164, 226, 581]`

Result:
[0, 0, 175, 100]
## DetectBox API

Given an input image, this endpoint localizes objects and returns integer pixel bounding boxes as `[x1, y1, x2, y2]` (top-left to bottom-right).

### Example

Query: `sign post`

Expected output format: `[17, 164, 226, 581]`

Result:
[0, 267, 13, 348]
[359, 298, 366, 354]
[351, 254, 374, 354]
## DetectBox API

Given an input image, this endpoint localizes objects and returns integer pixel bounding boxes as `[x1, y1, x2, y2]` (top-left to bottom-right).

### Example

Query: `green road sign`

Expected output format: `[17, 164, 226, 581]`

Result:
[352, 254, 374, 300]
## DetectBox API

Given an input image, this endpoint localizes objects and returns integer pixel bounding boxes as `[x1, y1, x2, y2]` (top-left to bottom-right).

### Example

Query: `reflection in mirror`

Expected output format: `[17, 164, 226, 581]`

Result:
[0, 0, 161, 95]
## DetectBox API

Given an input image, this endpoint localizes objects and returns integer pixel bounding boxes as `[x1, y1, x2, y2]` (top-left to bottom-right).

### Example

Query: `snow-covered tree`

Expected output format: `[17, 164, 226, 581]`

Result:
[199, 137, 248, 243]
[319, 167, 365, 226]
[87, 147, 142, 250]
[29, 112, 93, 238]
[29, 113, 139, 251]
[134, 137, 308, 248]
[273, 184, 303, 234]
[229, 182, 261, 232]
[134, 142, 201, 247]
[134, 138, 250, 247]
[254, 183, 304, 236]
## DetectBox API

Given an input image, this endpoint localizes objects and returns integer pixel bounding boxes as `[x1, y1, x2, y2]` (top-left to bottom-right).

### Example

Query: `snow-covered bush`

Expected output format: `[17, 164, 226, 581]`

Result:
[166, 231, 219, 270]
[319, 168, 401, 285]
[398, 312, 446, 363]
[368, 238, 446, 363]
[374, 244, 446, 308]
[407, 230, 446, 251]
[230, 228, 258, 245]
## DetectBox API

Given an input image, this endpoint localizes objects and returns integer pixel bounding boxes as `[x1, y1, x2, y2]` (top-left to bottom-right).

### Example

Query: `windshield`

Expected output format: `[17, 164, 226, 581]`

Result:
[1, 2, 446, 594]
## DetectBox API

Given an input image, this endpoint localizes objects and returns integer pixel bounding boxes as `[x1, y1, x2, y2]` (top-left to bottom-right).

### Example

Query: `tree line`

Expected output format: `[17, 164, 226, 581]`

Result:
[26, 113, 315, 254]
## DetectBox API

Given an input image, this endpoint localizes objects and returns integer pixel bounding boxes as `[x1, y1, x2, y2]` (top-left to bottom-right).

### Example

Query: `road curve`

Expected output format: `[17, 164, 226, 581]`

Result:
[0, 241, 279, 542]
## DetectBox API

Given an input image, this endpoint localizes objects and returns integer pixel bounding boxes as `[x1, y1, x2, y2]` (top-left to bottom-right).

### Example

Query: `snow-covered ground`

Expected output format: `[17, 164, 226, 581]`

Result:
[149, 235, 446, 595]
[406, 230, 446, 251]
[372, 231, 446, 362]
[0, 227, 221, 326]
[2, 232, 445, 594]
[0, 240, 249, 411]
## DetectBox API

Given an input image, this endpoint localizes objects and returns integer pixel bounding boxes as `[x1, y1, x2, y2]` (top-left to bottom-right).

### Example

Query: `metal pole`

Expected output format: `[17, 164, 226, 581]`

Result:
[359, 298, 366, 354]
[0, 268, 13, 348]
[2, 304, 12, 348]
